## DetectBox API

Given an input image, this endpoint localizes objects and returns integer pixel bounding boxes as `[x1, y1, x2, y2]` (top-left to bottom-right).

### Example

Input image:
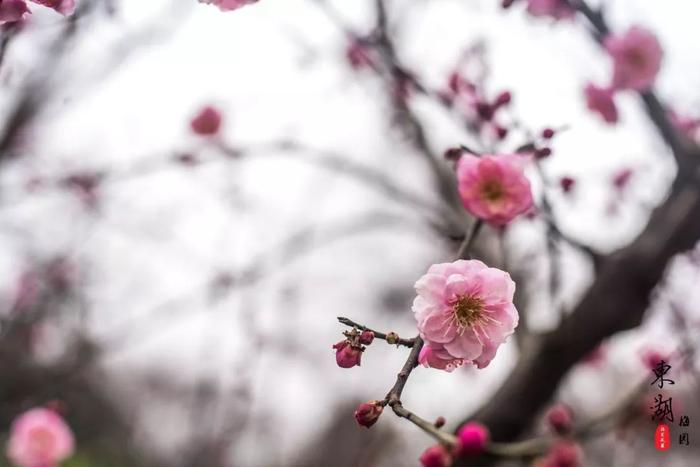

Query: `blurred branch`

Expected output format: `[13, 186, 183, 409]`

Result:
[459, 2, 700, 462]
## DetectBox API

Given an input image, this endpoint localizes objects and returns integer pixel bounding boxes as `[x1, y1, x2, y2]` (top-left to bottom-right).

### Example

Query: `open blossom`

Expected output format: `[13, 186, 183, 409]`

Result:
[30, 0, 74, 15]
[7, 408, 75, 467]
[413, 259, 519, 371]
[198, 0, 258, 12]
[457, 154, 533, 226]
[584, 83, 618, 124]
[605, 26, 662, 91]
[0, 0, 30, 23]
[526, 0, 573, 20]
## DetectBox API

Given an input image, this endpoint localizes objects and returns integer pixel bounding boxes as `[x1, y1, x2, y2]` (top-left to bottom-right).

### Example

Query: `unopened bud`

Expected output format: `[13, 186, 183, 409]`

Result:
[386, 332, 399, 345]
[545, 403, 573, 435]
[354, 400, 383, 428]
[359, 330, 375, 345]
[332, 340, 362, 368]
[434, 416, 446, 428]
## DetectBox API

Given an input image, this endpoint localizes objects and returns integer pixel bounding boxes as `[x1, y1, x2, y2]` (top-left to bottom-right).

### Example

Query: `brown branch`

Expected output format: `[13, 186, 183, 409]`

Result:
[337, 317, 415, 347]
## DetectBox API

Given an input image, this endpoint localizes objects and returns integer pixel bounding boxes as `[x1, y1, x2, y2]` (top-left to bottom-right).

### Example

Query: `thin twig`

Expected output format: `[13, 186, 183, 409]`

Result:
[337, 316, 415, 347]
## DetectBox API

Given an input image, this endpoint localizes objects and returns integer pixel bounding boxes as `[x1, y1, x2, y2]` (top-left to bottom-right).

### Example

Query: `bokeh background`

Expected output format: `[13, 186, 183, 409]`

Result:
[1, 0, 699, 465]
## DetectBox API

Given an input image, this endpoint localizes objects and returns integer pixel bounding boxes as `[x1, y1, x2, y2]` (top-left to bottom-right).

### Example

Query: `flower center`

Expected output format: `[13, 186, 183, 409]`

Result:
[452, 295, 484, 332]
[480, 180, 504, 202]
[626, 49, 646, 68]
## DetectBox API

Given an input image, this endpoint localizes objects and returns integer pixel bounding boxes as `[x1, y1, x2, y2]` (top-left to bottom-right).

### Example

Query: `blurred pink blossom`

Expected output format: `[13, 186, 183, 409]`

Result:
[199, 0, 258, 12]
[413, 259, 519, 371]
[526, 0, 574, 21]
[190, 106, 222, 136]
[584, 83, 618, 124]
[457, 154, 533, 226]
[456, 422, 489, 456]
[0, 0, 30, 24]
[7, 408, 74, 467]
[29, 0, 74, 15]
[419, 444, 452, 467]
[605, 26, 663, 91]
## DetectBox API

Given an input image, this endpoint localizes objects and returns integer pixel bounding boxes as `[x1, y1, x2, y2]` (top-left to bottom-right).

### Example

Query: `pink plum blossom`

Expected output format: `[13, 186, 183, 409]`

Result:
[0, 0, 30, 23]
[29, 0, 74, 15]
[545, 403, 573, 435]
[456, 154, 533, 226]
[419, 444, 452, 467]
[413, 259, 519, 371]
[584, 83, 618, 124]
[605, 26, 663, 91]
[190, 106, 222, 136]
[198, 0, 258, 12]
[7, 408, 75, 467]
[526, 0, 574, 21]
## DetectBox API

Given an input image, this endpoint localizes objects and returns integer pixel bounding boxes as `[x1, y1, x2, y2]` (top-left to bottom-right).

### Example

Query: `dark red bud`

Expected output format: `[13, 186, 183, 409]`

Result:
[359, 330, 375, 345]
[354, 400, 383, 428]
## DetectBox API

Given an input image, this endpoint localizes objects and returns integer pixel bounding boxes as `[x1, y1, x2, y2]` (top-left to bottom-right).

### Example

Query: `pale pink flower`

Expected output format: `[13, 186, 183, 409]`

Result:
[605, 26, 663, 91]
[456, 154, 533, 226]
[0, 0, 30, 23]
[526, 0, 574, 20]
[7, 408, 75, 467]
[29, 0, 74, 15]
[198, 0, 258, 12]
[584, 83, 618, 124]
[413, 259, 519, 371]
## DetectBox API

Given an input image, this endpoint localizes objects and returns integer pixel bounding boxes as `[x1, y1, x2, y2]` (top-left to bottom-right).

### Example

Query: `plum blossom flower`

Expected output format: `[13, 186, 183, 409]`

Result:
[198, 0, 258, 12]
[29, 0, 74, 15]
[526, 0, 574, 21]
[0, 0, 30, 23]
[419, 444, 452, 467]
[584, 83, 618, 124]
[456, 154, 533, 226]
[413, 259, 519, 371]
[605, 26, 663, 91]
[190, 106, 222, 136]
[7, 408, 75, 467]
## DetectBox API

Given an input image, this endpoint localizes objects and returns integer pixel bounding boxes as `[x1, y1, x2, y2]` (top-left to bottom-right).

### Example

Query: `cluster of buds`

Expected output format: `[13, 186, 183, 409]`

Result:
[332, 328, 375, 368]
[444, 71, 512, 142]
[420, 422, 490, 467]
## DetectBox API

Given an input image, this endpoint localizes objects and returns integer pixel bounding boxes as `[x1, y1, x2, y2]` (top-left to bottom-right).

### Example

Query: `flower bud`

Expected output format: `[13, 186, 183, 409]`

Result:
[385, 332, 399, 345]
[359, 330, 375, 345]
[354, 400, 383, 428]
[456, 422, 489, 456]
[542, 128, 555, 139]
[534, 147, 552, 159]
[559, 176, 575, 194]
[434, 416, 446, 428]
[494, 90, 512, 108]
[332, 340, 362, 368]
[190, 106, 222, 136]
[545, 403, 573, 435]
[420, 444, 452, 467]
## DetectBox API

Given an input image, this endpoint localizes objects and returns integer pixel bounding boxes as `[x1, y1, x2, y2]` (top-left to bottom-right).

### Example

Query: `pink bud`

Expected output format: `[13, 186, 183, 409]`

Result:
[640, 347, 668, 370]
[535, 147, 552, 159]
[456, 422, 489, 456]
[545, 403, 573, 435]
[190, 106, 222, 136]
[359, 330, 374, 345]
[559, 176, 575, 193]
[420, 444, 452, 467]
[475, 102, 494, 121]
[346, 39, 374, 69]
[494, 90, 512, 108]
[542, 128, 555, 139]
[542, 441, 582, 467]
[332, 340, 362, 368]
[354, 400, 383, 428]
[495, 125, 509, 140]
